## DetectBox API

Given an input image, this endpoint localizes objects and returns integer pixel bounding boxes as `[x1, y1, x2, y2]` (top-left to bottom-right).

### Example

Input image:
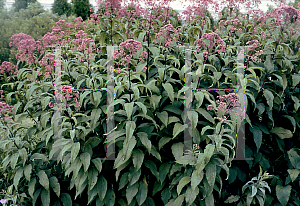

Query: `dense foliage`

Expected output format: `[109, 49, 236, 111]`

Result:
[52, 0, 73, 17]
[72, 0, 92, 21]
[0, 0, 299, 205]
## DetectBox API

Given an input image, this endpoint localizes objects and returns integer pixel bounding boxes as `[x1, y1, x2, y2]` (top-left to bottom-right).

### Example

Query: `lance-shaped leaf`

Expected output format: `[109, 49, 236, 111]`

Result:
[162, 83, 175, 104]
[270, 127, 293, 139]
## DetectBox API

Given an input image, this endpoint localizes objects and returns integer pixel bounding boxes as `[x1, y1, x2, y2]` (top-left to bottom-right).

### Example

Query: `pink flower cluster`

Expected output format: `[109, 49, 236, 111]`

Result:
[113, 39, 147, 66]
[0, 102, 16, 121]
[207, 93, 241, 123]
[9, 33, 37, 63]
[0, 90, 4, 100]
[0, 61, 18, 78]
[48, 85, 80, 111]
[194, 32, 226, 56]
[154, 24, 181, 47]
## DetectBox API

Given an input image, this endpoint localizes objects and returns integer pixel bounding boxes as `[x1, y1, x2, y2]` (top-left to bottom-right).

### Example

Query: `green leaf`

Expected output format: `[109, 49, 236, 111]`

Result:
[177, 176, 191, 195]
[97, 176, 107, 201]
[287, 148, 300, 169]
[92, 158, 102, 173]
[166, 194, 185, 206]
[104, 189, 115, 206]
[124, 136, 137, 161]
[88, 167, 98, 191]
[144, 160, 159, 180]
[18, 148, 27, 167]
[134, 102, 147, 116]
[282, 115, 296, 133]
[137, 132, 151, 153]
[292, 74, 300, 87]
[29, 177, 36, 199]
[126, 121, 136, 140]
[10, 152, 19, 170]
[136, 181, 148, 205]
[264, 55, 274, 73]
[191, 170, 204, 190]
[162, 83, 175, 104]
[24, 164, 32, 182]
[71, 142, 80, 163]
[270, 127, 293, 139]
[205, 193, 214, 206]
[252, 126, 262, 152]
[173, 123, 185, 139]
[13, 167, 23, 190]
[119, 172, 129, 191]
[132, 149, 144, 172]
[287, 169, 300, 182]
[185, 186, 199, 206]
[41, 188, 50, 206]
[158, 137, 172, 150]
[205, 162, 216, 186]
[80, 152, 91, 172]
[157, 111, 168, 127]
[291, 95, 300, 111]
[61, 193, 72, 206]
[171, 142, 184, 160]
[126, 182, 139, 204]
[159, 163, 171, 183]
[194, 91, 205, 108]
[224, 195, 240, 203]
[196, 108, 215, 124]
[276, 185, 292, 206]
[124, 102, 134, 120]
[49, 176, 60, 197]
[37, 170, 49, 190]
[263, 89, 274, 110]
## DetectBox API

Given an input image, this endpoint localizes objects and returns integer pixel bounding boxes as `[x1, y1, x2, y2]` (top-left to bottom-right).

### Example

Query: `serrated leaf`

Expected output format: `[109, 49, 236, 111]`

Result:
[270, 127, 293, 139]
[196, 108, 215, 124]
[125, 121, 136, 140]
[287, 148, 300, 169]
[88, 168, 98, 191]
[29, 177, 36, 199]
[252, 126, 262, 152]
[224, 195, 240, 203]
[10, 152, 19, 170]
[13, 167, 23, 190]
[159, 163, 171, 183]
[132, 149, 144, 172]
[173, 123, 185, 138]
[205, 162, 216, 187]
[41, 188, 50, 206]
[97, 176, 107, 201]
[276, 185, 292, 206]
[49, 176, 60, 197]
[263, 89, 274, 110]
[126, 182, 139, 204]
[162, 83, 174, 104]
[24, 164, 32, 182]
[177, 176, 191, 195]
[137, 132, 151, 153]
[158, 137, 172, 150]
[292, 74, 300, 87]
[136, 180, 148, 205]
[80, 152, 91, 172]
[185, 186, 199, 206]
[191, 170, 204, 190]
[37, 170, 49, 190]
[157, 111, 168, 127]
[71, 142, 80, 163]
[92, 158, 102, 173]
[124, 102, 134, 120]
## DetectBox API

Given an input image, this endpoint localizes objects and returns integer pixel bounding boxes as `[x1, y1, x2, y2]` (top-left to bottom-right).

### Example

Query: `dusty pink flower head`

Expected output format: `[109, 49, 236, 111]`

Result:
[113, 39, 147, 66]
[0, 102, 16, 121]
[9, 33, 37, 63]
[51, 85, 81, 111]
[0, 61, 18, 78]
